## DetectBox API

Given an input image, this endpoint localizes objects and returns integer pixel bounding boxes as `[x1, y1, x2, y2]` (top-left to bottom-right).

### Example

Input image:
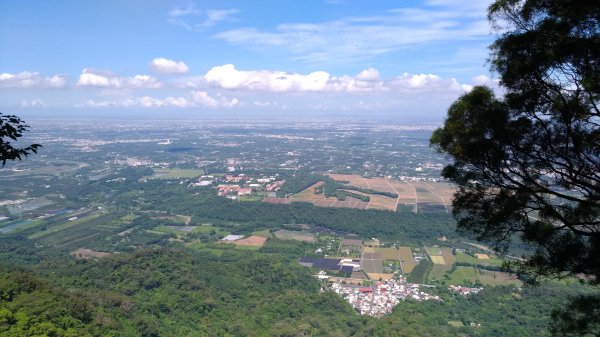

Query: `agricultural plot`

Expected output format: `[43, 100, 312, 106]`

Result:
[361, 252, 384, 274]
[429, 265, 450, 282]
[148, 169, 204, 179]
[32, 213, 119, 250]
[327, 174, 454, 213]
[267, 174, 454, 213]
[425, 247, 455, 265]
[28, 210, 104, 239]
[365, 194, 396, 211]
[231, 235, 267, 247]
[478, 270, 522, 287]
[447, 267, 522, 287]
[374, 247, 401, 260]
[398, 247, 418, 274]
[289, 181, 370, 210]
[274, 229, 315, 242]
[447, 266, 479, 285]
[455, 252, 504, 267]
[70, 248, 111, 260]
[425, 246, 456, 282]
[262, 197, 291, 204]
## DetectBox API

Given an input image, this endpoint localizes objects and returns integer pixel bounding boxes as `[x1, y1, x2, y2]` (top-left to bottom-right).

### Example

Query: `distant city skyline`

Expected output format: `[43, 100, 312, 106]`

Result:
[1, 0, 499, 120]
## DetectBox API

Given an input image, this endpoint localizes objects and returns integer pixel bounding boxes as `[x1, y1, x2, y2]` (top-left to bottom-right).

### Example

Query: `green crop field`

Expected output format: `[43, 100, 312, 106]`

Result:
[455, 252, 503, 267]
[148, 169, 204, 179]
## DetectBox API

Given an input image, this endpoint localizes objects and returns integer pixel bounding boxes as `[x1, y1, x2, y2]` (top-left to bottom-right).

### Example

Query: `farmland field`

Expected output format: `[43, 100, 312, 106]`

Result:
[274, 229, 315, 242]
[373, 247, 401, 260]
[455, 252, 504, 267]
[447, 267, 523, 287]
[425, 247, 455, 265]
[148, 168, 204, 179]
[280, 175, 455, 212]
[361, 252, 384, 274]
[398, 247, 418, 274]
[288, 181, 370, 210]
[231, 235, 267, 247]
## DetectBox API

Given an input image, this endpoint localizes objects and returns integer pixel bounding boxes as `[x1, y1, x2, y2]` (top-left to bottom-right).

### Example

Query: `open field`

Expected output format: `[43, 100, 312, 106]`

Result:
[231, 235, 267, 247]
[326, 174, 454, 213]
[425, 247, 456, 265]
[478, 270, 522, 287]
[29, 210, 103, 239]
[361, 252, 384, 274]
[284, 181, 370, 210]
[447, 266, 523, 287]
[251, 229, 272, 238]
[148, 169, 204, 179]
[428, 265, 449, 281]
[455, 252, 504, 267]
[70, 248, 111, 260]
[398, 247, 418, 274]
[374, 247, 401, 260]
[430, 256, 446, 265]
[366, 273, 394, 281]
[274, 229, 315, 242]
[447, 266, 479, 285]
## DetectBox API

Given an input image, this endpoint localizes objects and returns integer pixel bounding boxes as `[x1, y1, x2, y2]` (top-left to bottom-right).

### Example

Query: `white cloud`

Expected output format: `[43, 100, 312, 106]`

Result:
[204, 64, 389, 93]
[76, 69, 162, 88]
[201, 9, 239, 28]
[356, 68, 380, 81]
[191, 90, 239, 108]
[150, 58, 189, 74]
[84, 91, 238, 109]
[213, 2, 491, 64]
[20, 99, 47, 108]
[0, 71, 68, 88]
[190, 91, 218, 107]
[168, 4, 239, 31]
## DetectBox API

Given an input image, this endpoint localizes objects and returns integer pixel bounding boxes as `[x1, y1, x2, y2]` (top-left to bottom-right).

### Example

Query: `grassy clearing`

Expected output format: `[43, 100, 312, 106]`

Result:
[448, 321, 464, 328]
[478, 271, 522, 287]
[455, 252, 503, 267]
[447, 266, 479, 285]
[185, 242, 226, 256]
[148, 169, 204, 179]
[252, 229, 272, 238]
[428, 265, 449, 282]
[446, 266, 522, 287]
[274, 229, 315, 242]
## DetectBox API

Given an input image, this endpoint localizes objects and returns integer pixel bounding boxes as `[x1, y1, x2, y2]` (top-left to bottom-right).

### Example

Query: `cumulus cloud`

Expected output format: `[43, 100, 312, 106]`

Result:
[0, 71, 68, 88]
[20, 99, 47, 108]
[77, 69, 162, 88]
[190, 91, 218, 107]
[356, 68, 380, 81]
[150, 58, 189, 74]
[85, 91, 238, 109]
[204, 64, 389, 93]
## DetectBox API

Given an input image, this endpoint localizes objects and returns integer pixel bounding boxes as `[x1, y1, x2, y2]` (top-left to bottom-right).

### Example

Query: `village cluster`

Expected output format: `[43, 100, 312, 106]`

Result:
[331, 277, 442, 317]
[189, 174, 285, 198]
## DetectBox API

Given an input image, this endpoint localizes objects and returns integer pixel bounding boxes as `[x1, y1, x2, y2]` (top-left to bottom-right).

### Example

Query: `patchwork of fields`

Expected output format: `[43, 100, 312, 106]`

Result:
[266, 174, 455, 213]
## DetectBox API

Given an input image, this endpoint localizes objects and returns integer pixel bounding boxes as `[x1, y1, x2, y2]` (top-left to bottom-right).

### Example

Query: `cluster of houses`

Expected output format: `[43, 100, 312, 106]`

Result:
[448, 285, 483, 296]
[188, 174, 285, 199]
[331, 278, 442, 317]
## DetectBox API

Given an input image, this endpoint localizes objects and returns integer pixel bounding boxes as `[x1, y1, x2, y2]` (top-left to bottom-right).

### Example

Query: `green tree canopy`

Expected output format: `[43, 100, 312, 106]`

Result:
[431, 1, 600, 335]
[0, 113, 41, 166]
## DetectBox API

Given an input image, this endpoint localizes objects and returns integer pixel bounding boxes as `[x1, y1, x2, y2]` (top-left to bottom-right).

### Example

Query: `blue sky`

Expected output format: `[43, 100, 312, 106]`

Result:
[0, 0, 498, 120]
